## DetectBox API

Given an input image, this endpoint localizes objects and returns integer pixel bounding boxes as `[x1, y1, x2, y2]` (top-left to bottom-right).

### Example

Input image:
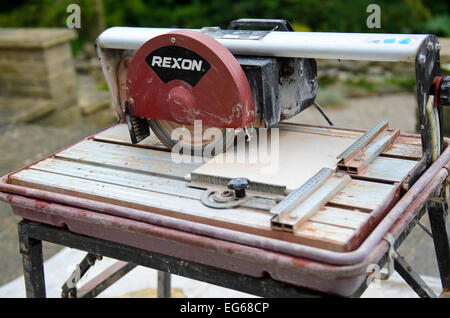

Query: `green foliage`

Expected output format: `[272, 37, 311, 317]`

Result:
[345, 78, 379, 92]
[442, 64, 450, 73]
[0, 0, 448, 53]
[345, 74, 416, 93]
[384, 74, 416, 90]
[0, 1, 96, 31]
[0, 0, 101, 54]
[420, 15, 450, 36]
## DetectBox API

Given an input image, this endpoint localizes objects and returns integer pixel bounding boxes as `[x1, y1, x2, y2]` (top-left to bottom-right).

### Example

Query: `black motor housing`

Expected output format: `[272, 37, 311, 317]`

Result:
[237, 56, 318, 128]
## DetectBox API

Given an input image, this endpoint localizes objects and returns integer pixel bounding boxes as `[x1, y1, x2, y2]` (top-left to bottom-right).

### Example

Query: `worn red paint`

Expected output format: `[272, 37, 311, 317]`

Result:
[126, 30, 254, 128]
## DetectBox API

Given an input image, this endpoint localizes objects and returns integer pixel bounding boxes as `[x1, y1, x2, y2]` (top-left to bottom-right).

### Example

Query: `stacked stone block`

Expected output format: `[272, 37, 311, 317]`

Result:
[0, 28, 78, 120]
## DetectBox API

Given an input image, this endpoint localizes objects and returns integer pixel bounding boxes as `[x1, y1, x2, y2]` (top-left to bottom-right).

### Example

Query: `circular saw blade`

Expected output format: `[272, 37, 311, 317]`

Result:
[148, 119, 236, 157]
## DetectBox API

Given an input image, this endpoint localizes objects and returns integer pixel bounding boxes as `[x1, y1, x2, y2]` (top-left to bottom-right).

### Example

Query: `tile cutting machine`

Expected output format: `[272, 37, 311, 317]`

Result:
[1, 19, 449, 297]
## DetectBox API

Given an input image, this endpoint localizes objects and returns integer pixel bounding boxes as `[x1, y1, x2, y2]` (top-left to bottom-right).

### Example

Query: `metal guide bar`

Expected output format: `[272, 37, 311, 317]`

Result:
[271, 168, 333, 217]
[271, 173, 352, 233]
[278, 123, 360, 139]
[189, 173, 286, 195]
[337, 127, 400, 175]
[337, 120, 388, 161]
[98, 27, 429, 62]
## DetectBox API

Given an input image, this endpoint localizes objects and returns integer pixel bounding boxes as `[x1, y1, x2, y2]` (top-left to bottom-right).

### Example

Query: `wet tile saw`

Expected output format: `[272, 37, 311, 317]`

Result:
[100, 19, 320, 155]
[95, 18, 450, 234]
[1, 19, 450, 297]
[97, 18, 449, 158]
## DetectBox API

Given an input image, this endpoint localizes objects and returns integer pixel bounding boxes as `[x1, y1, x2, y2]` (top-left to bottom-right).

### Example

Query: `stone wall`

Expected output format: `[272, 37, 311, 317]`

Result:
[0, 28, 78, 123]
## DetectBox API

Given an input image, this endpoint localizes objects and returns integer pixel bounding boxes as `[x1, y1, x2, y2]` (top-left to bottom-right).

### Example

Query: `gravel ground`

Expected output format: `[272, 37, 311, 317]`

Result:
[0, 92, 443, 288]
[290, 93, 418, 132]
[0, 106, 117, 286]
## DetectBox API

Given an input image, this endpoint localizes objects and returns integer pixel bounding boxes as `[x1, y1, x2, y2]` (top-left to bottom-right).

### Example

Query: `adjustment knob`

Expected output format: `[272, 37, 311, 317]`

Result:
[227, 178, 250, 198]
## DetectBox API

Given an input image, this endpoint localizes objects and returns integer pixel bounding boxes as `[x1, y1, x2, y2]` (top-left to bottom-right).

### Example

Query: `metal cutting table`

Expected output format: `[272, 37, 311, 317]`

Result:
[1, 121, 449, 298]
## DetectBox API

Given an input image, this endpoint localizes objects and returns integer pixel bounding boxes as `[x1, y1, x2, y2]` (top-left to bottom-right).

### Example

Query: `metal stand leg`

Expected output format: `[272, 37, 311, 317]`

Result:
[17, 220, 335, 298]
[61, 253, 103, 298]
[428, 193, 450, 296]
[157, 271, 171, 298]
[18, 223, 46, 298]
[77, 261, 136, 298]
[394, 254, 437, 298]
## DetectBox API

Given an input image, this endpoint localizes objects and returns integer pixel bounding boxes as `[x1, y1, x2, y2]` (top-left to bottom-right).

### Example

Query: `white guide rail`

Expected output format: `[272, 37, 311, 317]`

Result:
[97, 26, 431, 62]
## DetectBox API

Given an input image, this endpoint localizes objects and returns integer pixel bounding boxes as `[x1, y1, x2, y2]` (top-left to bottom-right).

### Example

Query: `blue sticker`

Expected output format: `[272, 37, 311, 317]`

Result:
[398, 38, 411, 45]
[372, 39, 380, 43]
[383, 38, 396, 44]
